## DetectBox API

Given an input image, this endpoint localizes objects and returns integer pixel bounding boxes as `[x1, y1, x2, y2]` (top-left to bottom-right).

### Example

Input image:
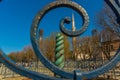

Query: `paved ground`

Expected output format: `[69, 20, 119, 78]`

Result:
[0, 75, 31, 80]
[0, 76, 118, 80]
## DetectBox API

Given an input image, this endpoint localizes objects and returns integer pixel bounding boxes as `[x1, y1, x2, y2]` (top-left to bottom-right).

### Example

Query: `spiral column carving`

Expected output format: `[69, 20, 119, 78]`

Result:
[55, 33, 64, 69]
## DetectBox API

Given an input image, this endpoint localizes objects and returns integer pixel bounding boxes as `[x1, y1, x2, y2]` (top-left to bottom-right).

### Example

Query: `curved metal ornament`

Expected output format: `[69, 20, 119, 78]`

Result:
[0, 49, 61, 80]
[31, 0, 81, 78]
[31, 0, 120, 79]
[105, 0, 120, 23]
[59, 4, 89, 37]
[0, 0, 120, 80]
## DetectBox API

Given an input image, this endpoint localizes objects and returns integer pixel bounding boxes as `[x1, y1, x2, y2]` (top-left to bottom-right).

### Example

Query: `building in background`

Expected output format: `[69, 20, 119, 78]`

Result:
[101, 38, 120, 58]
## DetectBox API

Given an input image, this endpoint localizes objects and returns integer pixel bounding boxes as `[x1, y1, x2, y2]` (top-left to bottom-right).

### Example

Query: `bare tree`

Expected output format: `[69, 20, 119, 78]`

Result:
[96, 2, 120, 60]
[42, 33, 56, 61]
[74, 36, 98, 61]
[41, 33, 70, 62]
[96, 2, 120, 37]
[8, 52, 17, 62]
[72, 36, 103, 70]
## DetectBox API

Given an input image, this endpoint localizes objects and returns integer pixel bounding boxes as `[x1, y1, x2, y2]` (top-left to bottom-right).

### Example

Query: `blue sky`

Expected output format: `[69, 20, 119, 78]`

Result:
[0, 0, 104, 54]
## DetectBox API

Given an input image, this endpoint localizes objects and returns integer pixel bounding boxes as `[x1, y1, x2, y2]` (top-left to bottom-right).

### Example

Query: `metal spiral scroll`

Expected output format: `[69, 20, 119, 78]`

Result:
[55, 33, 64, 69]
[0, 0, 120, 80]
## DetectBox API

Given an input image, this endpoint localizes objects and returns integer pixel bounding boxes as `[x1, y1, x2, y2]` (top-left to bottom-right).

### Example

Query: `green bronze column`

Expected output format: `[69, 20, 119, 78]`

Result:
[55, 33, 65, 69]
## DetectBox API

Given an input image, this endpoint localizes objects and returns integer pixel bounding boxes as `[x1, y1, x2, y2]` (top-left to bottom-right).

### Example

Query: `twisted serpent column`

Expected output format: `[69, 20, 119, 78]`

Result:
[55, 33, 64, 69]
